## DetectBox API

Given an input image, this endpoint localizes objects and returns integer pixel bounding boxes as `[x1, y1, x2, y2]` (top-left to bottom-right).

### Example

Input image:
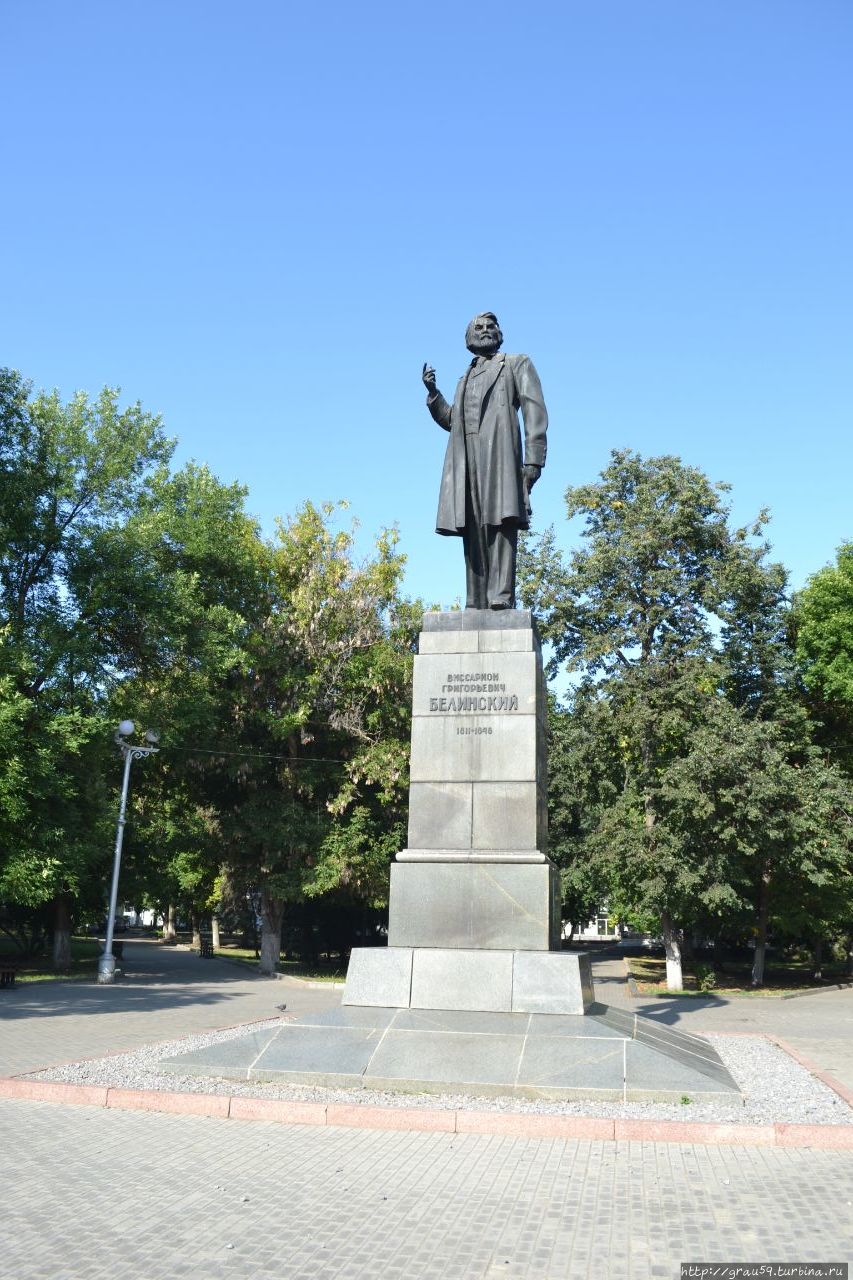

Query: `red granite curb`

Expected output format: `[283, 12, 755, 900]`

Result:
[774, 1123, 853, 1148]
[456, 1112, 615, 1141]
[326, 1102, 456, 1132]
[2, 1075, 851, 1147]
[228, 1096, 327, 1125]
[0, 1077, 109, 1107]
[614, 1119, 776, 1146]
[106, 1086, 230, 1118]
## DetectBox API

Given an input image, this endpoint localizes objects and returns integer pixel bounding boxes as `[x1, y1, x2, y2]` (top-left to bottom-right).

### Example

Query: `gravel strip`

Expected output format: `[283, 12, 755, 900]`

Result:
[23, 1019, 851, 1127]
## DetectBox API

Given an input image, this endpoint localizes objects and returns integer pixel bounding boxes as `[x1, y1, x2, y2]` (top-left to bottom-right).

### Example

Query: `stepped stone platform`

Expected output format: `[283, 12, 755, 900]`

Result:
[159, 1003, 742, 1104]
[164, 610, 738, 1106]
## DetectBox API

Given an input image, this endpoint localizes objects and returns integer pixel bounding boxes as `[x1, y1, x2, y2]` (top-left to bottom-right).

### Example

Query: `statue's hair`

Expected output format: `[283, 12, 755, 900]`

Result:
[465, 312, 503, 352]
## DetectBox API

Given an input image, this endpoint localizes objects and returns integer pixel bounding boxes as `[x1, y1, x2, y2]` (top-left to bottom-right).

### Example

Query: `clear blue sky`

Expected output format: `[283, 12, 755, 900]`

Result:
[3, 1, 851, 608]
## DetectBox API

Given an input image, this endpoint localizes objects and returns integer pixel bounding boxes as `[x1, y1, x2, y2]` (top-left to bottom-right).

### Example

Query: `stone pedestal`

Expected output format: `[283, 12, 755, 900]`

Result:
[388, 861, 560, 950]
[344, 609, 591, 1015]
[406, 611, 547, 854]
[165, 620, 740, 1102]
[345, 946, 593, 1015]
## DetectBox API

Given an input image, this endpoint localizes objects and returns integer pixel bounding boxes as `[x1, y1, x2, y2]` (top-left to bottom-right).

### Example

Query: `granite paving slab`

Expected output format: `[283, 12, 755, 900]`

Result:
[159, 1002, 742, 1103]
[623, 1040, 740, 1101]
[589, 1002, 735, 1088]
[391, 1008, 531, 1035]
[364, 1028, 524, 1090]
[158, 1028, 279, 1080]
[517, 1036, 626, 1094]
[526, 1013, 624, 1039]
[250, 1026, 386, 1080]
[286, 1005, 398, 1030]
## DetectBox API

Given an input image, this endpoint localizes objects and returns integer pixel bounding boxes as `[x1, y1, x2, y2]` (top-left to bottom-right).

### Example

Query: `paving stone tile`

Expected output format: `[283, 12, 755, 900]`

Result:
[160, 1028, 278, 1078]
[518, 1033, 626, 1092]
[526, 1012, 624, 1039]
[365, 1028, 522, 1088]
[391, 1007, 530, 1036]
[249, 1025, 385, 1080]
[3, 938, 853, 1279]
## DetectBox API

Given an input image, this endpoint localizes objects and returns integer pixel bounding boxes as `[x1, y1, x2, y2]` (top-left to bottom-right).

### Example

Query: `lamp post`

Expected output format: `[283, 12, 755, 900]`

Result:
[96, 721, 159, 984]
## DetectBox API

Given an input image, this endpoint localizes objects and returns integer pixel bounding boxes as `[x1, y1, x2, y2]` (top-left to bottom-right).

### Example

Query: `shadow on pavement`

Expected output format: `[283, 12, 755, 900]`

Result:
[0, 942, 284, 1020]
[628, 997, 730, 1026]
[585, 944, 732, 1029]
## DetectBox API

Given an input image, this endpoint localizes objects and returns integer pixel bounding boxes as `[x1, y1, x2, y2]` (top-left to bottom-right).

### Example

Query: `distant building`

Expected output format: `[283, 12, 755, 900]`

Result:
[562, 905, 621, 942]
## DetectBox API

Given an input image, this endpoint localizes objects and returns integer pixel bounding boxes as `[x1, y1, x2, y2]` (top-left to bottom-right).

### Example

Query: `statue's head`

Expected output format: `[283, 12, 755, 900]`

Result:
[465, 312, 503, 357]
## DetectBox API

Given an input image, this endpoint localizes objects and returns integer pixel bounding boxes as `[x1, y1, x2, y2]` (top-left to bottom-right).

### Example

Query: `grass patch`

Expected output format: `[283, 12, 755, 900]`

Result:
[211, 943, 346, 982]
[625, 954, 849, 997]
[0, 936, 104, 984]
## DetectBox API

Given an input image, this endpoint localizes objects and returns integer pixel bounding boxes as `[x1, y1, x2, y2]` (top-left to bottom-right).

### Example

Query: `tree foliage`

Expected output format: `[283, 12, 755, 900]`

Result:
[208, 502, 418, 971]
[521, 450, 850, 987]
[0, 370, 172, 958]
[3, 367, 847, 987]
[0, 366, 425, 970]
[793, 543, 853, 773]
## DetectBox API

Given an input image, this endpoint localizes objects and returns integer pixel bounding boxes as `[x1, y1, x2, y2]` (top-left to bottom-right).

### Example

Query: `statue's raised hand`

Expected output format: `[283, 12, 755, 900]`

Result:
[422, 362, 437, 396]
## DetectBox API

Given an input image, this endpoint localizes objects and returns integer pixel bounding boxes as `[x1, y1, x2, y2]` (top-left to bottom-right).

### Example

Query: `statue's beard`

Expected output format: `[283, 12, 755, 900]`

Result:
[467, 335, 501, 357]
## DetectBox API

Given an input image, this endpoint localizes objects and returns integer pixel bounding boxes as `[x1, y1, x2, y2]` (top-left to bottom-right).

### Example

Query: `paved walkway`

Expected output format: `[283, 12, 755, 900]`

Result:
[587, 947, 853, 1093]
[0, 939, 341, 1076]
[2, 1098, 850, 1280]
[1, 942, 851, 1278]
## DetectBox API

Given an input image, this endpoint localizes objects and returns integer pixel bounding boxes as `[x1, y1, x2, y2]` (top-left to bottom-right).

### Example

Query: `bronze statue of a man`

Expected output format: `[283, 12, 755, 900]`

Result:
[422, 312, 548, 609]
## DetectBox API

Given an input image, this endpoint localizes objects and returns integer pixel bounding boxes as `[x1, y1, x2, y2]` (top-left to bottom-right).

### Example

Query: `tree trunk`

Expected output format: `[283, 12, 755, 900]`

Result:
[52, 894, 73, 971]
[191, 911, 202, 952]
[660, 911, 683, 991]
[846, 936, 853, 978]
[812, 938, 823, 981]
[751, 870, 770, 987]
[240, 901, 259, 954]
[163, 904, 177, 942]
[211, 915, 221, 949]
[258, 889, 284, 976]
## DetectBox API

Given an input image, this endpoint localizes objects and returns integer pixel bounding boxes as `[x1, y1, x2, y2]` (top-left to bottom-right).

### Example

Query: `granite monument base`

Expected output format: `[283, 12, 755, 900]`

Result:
[343, 946, 593, 1015]
[160, 1003, 742, 1105]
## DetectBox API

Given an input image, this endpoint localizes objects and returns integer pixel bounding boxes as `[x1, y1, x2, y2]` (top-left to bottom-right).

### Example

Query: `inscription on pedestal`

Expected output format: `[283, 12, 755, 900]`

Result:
[408, 624, 547, 851]
[413, 653, 539, 718]
[411, 651, 543, 787]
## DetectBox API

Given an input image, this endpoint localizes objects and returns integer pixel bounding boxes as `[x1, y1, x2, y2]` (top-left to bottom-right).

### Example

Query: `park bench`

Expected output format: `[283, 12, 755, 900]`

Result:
[199, 939, 215, 958]
[0, 959, 19, 988]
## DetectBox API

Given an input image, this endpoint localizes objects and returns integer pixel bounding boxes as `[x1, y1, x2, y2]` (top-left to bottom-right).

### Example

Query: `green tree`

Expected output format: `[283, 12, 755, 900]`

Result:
[100, 459, 269, 948]
[545, 697, 614, 939]
[211, 502, 417, 974]
[520, 449, 802, 989]
[0, 369, 419, 976]
[0, 370, 173, 964]
[793, 543, 853, 772]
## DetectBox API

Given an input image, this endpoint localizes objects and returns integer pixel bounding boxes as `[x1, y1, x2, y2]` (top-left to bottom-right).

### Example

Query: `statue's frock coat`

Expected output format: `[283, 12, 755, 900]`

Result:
[428, 352, 548, 535]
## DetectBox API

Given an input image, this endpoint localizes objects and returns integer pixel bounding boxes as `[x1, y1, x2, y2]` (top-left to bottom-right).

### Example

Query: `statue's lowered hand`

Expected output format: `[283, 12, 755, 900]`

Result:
[522, 464, 541, 520]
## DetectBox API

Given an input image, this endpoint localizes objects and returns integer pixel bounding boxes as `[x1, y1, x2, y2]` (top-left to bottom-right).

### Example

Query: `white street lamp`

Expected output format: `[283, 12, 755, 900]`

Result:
[96, 722, 160, 984]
